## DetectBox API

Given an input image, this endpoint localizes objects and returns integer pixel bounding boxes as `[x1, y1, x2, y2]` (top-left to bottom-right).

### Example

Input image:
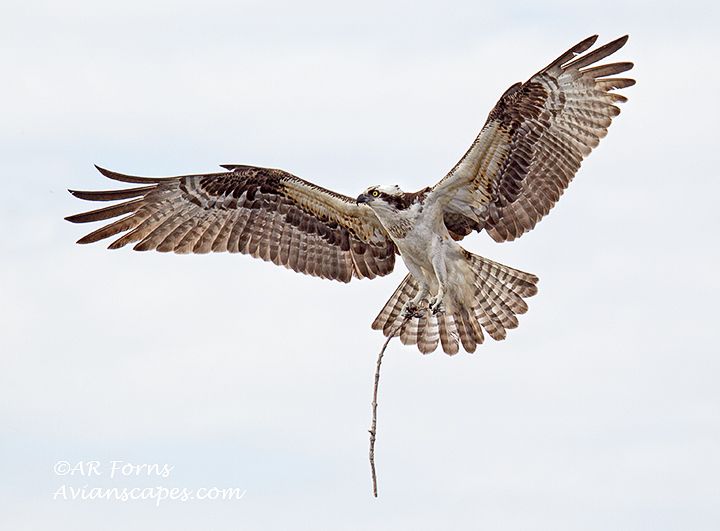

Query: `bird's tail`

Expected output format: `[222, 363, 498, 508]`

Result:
[371, 252, 539, 355]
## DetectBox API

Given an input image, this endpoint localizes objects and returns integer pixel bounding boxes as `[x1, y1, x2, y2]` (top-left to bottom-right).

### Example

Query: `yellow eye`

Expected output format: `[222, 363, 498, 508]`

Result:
[371, 190, 380, 197]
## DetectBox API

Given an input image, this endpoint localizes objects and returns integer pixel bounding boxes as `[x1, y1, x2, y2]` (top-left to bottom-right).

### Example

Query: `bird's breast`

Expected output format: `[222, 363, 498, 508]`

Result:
[386, 218, 415, 239]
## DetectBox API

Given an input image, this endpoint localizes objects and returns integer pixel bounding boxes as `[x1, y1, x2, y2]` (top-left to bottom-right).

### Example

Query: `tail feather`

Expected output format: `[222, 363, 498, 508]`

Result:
[370, 273, 409, 334]
[371, 252, 539, 355]
[457, 307, 479, 353]
[484, 260, 539, 298]
[437, 313, 460, 355]
[466, 307, 485, 346]
[474, 295, 508, 341]
[473, 255, 538, 336]
[417, 312, 440, 354]
[477, 277, 521, 331]
[399, 313, 420, 345]
[477, 259, 531, 315]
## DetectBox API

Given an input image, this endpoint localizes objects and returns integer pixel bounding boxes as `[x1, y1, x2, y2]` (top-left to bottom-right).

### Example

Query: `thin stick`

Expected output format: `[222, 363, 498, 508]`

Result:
[369, 317, 409, 498]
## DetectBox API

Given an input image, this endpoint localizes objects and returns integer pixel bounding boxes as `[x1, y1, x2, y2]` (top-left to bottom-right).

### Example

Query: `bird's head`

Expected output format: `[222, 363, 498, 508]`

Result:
[356, 185, 406, 210]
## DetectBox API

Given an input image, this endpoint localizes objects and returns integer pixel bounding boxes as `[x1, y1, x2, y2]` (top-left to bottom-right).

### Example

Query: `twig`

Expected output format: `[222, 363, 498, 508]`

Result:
[368, 317, 409, 498]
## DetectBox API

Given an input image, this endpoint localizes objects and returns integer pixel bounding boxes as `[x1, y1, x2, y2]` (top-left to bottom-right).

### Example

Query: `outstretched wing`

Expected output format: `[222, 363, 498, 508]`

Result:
[430, 35, 635, 242]
[66, 164, 396, 282]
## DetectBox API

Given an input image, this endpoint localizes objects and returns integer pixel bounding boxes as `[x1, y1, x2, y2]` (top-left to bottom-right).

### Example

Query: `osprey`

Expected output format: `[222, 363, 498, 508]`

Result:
[67, 35, 634, 355]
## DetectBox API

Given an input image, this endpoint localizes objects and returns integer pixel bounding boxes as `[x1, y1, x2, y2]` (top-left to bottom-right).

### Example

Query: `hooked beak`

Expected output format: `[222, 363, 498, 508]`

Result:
[356, 193, 374, 205]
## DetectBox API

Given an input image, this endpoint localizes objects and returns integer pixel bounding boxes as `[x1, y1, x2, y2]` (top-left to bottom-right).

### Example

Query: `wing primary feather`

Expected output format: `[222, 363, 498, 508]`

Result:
[68, 186, 155, 201]
[564, 35, 629, 70]
[432, 34, 634, 243]
[94, 165, 175, 184]
[65, 198, 143, 223]
[541, 35, 598, 72]
[596, 78, 636, 91]
[75, 213, 145, 244]
[131, 205, 194, 251]
[580, 62, 634, 78]
[68, 164, 396, 282]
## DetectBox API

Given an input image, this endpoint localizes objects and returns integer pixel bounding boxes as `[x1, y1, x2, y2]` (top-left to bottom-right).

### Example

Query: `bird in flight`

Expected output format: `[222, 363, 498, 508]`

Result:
[67, 35, 634, 355]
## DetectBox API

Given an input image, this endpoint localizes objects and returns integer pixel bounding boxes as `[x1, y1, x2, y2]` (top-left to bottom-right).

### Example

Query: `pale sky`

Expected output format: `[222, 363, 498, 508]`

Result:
[2, 1, 720, 529]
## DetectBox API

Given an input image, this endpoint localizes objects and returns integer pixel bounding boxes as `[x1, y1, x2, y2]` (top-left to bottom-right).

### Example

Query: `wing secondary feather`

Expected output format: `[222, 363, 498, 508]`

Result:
[430, 35, 635, 241]
[66, 165, 396, 282]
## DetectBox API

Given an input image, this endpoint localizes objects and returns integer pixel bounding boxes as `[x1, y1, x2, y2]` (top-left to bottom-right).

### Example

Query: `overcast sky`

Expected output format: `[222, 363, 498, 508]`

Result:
[2, 1, 720, 529]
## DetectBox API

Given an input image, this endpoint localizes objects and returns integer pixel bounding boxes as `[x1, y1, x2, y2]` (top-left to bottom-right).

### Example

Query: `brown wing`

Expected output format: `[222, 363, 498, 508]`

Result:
[66, 164, 396, 282]
[430, 35, 635, 242]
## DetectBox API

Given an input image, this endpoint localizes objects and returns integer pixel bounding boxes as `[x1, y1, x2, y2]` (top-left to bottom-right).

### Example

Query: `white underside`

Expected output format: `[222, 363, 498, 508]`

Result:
[369, 199, 474, 313]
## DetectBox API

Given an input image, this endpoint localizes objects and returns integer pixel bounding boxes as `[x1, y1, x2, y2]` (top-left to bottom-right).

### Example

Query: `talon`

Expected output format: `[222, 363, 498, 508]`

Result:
[428, 297, 445, 315]
[401, 302, 425, 319]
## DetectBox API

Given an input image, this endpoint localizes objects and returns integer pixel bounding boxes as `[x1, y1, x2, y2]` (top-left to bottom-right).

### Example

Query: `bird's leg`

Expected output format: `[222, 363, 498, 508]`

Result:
[402, 285, 429, 318]
[428, 287, 446, 315]
[429, 241, 448, 315]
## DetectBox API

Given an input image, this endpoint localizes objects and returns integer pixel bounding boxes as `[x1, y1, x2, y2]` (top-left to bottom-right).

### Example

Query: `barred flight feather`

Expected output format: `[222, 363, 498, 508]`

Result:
[372, 254, 538, 354]
[68, 36, 633, 355]
[430, 35, 634, 243]
[67, 165, 397, 282]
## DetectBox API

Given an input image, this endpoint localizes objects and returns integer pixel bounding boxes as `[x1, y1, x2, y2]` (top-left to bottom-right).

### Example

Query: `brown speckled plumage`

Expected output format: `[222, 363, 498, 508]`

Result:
[67, 165, 396, 282]
[435, 35, 634, 243]
[67, 35, 634, 355]
[372, 257, 538, 355]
